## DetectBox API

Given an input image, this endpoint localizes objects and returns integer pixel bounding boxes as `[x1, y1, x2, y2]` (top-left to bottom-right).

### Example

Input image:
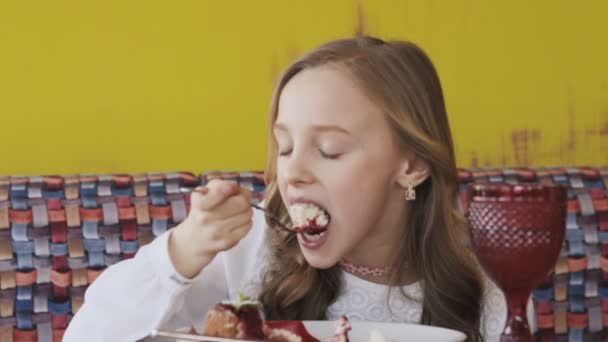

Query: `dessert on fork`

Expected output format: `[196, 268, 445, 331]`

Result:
[288, 203, 330, 234]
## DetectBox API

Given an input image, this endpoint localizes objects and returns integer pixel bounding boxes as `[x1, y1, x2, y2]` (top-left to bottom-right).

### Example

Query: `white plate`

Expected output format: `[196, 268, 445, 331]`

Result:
[159, 320, 466, 342]
[303, 321, 466, 342]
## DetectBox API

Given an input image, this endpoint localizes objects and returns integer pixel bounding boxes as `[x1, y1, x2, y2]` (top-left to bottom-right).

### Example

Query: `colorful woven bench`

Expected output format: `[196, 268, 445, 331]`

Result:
[0, 172, 265, 341]
[0, 167, 606, 341]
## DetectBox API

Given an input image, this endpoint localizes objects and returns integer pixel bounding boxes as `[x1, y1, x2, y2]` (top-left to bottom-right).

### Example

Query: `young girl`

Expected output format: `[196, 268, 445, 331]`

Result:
[64, 36, 513, 341]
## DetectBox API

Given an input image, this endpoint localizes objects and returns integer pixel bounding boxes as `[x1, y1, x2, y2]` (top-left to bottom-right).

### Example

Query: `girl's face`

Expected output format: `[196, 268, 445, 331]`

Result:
[275, 65, 413, 269]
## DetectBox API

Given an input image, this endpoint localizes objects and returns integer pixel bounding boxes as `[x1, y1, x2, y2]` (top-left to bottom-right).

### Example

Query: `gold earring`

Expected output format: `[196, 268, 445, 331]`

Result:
[405, 183, 416, 201]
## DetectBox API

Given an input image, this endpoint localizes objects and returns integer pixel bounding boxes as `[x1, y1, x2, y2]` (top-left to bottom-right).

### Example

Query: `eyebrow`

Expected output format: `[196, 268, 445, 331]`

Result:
[273, 122, 352, 136]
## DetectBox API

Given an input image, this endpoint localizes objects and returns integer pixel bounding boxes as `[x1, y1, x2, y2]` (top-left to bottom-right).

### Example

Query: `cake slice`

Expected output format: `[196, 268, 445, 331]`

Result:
[202, 294, 265, 340]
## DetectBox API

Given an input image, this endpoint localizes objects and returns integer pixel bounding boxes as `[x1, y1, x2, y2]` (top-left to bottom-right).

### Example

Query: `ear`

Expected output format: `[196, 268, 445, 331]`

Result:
[395, 154, 431, 190]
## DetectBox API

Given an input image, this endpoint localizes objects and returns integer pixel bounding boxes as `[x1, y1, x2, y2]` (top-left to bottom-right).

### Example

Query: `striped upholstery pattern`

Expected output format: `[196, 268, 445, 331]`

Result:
[0, 167, 605, 341]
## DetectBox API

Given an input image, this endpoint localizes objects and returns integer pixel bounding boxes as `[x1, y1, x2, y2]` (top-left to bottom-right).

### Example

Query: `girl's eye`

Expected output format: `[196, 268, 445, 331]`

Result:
[279, 149, 292, 156]
[320, 150, 341, 160]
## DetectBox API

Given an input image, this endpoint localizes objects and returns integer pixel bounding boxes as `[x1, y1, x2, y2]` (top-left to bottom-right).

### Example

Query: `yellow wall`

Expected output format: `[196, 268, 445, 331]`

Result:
[0, 0, 606, 175]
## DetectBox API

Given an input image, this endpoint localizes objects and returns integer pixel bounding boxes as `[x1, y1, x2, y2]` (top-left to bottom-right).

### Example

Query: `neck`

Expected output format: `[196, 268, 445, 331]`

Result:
[341, 197, 413, 285]
[344, 199, 410, 268]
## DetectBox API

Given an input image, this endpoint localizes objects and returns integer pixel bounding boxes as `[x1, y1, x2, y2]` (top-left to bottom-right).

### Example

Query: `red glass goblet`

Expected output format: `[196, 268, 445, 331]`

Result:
[467, 183, 567, 342]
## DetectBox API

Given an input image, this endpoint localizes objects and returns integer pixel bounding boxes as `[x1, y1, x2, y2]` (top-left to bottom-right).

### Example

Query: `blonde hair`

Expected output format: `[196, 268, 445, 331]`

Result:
[258, 36, 483, 341]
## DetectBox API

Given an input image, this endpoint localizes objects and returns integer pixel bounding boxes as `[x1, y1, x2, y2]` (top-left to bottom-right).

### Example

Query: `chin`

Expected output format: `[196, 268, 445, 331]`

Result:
[301, 250, 339, 269]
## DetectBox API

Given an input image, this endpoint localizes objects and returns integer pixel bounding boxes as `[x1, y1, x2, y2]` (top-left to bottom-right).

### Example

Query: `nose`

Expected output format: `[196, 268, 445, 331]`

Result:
[282, 149, 314, 186]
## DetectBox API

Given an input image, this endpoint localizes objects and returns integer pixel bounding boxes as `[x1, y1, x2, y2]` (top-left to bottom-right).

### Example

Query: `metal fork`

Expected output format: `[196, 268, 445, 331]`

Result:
[178, 187, 293, 233]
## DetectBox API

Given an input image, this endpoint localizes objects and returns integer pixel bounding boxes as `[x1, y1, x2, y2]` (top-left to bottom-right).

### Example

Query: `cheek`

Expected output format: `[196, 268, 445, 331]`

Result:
[327, 160, 394, 227]
[273, 170, 286, 206]
[277, 177, 288, 204]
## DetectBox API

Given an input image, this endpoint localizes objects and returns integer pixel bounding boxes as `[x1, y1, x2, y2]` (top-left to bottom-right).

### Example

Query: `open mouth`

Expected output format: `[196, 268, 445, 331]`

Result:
[288, 203, 331, 235]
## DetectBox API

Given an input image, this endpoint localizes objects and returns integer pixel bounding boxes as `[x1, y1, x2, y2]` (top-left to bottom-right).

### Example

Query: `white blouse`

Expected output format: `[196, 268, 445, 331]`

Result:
[63, 205, 530, 342]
